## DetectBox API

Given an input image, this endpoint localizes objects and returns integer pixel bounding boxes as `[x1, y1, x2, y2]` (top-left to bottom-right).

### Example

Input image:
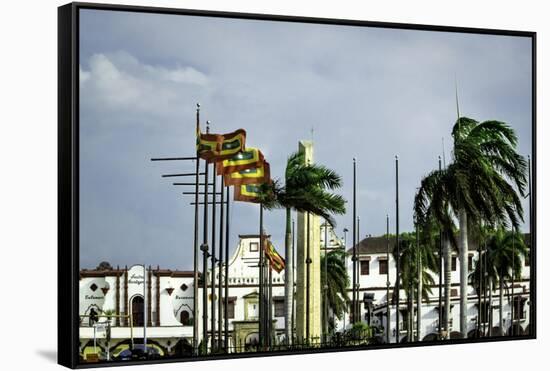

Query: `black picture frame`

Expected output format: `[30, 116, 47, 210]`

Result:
[58, 2, 537, 368]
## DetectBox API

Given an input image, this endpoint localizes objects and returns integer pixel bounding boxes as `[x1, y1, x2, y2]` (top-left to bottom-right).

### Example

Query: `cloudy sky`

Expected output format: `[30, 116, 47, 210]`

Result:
[79, 9, 532, 270]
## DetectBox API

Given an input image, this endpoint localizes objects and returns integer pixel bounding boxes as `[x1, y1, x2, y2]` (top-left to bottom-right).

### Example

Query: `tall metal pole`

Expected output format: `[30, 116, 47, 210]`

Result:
[201, 125, 210, 352]
[395, 155, 400, 342]
[352, 158, 357, 324]
[438, 156, 443, 339]
[193, 104, 200, 353]
[477, 225, 483, 338]
[217, 175, 224, 348]
[356, 215, 361, 322]
[259, 204, 265, 347]
[511, 226, 515, 336]
[143, 264, 148, 351]
[291, 218, 296, 341]
[483, 232, 488, 336]
[306, 212, 311, 341]
[323, 221, 329, 340]
[210, 159, 217, 351]
[386, 215, 390, 344]
[224, 186, 230, 351]
[416, 220, 421, 342]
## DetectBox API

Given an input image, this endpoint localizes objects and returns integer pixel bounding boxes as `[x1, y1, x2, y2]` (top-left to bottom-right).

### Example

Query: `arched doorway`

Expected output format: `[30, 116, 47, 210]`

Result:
[131, 296, 144, 326]
[180, 310, 190, 325]
[467, 329, 483, 338]
[507, 324, 524, 336]
[244, 332, 259, 351]
[449, 331, 463, 339]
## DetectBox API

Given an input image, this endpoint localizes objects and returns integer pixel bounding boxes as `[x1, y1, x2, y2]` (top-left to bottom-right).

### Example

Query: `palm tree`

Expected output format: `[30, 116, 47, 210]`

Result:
[393, 233, 437, 341]
[416, 117, 527, 338]
[261, 151, 346, 343]
[469, 228, 527, 336]
[320, 249, 350, 334]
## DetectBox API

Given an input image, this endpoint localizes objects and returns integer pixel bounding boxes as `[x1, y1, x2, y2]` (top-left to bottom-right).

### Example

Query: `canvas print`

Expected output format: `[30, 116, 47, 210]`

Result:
[71, 5, 535, 366]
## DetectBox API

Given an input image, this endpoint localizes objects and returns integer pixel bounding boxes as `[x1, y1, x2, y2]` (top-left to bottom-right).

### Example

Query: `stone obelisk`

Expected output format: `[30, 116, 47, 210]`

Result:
[295, 140, 321, 342]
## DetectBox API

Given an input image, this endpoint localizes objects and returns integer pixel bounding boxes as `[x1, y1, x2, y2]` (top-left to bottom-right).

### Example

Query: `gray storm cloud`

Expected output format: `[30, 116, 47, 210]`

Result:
[79, 9, 532, 270]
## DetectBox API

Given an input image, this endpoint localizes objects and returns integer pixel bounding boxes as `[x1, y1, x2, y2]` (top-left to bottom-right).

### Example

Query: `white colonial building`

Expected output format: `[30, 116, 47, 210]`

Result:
[342, 233, 532, 342]
[79, 227, 532, 360]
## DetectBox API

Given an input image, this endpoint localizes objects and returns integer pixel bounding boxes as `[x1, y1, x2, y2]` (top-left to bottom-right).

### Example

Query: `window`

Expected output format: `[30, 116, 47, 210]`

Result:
[451, 289, 458, 297]
[451, 257, 457, 271]
[468, 255, 473, 271]
[224, 301, 235, 319]
[274, 300, 284, 317]
[360, 260, 370, 275]
[250, 242, 259, 252]
[513, 297, 526, 320]
[479, 302, 489, 323]
[379, 259, 388, 275]
[247, 303, 258, 319]
[525, 252, 530, 267]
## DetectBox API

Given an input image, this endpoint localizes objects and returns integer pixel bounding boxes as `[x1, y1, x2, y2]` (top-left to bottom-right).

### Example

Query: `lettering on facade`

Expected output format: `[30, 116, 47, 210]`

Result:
[128, 273, 144, 286]
[175, 295, 192, 300]
[85, 295, 104, 300]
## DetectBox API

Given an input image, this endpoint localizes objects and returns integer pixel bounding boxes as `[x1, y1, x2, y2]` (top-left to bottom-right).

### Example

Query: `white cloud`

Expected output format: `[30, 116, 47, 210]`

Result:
[79, 51, 211, 121]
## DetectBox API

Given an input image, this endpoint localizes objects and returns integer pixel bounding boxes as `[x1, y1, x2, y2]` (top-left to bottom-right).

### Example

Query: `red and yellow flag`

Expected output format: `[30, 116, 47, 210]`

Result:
[264, 240, 285, 273]
[216, 147, 264, 176]
[196, 125, 246, 163]
[224, 160, 270, 186]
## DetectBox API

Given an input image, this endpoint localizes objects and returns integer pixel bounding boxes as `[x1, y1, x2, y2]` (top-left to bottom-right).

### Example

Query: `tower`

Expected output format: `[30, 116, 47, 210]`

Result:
[295, 140, 322, 342]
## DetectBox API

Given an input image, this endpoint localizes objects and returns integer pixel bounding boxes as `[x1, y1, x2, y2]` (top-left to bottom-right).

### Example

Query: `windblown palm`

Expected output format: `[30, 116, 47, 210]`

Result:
[320, 250, 350, 327]
[469, 228, 527, 336]
[261, 151, 346, 343]
[415, 117, 527, 338]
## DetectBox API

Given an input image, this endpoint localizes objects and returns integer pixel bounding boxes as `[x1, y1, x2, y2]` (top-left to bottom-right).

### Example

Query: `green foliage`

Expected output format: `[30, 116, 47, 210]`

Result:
[321, 250, 350, 321]
[261, 151, 346, 226]
[415, 117, 527, 233]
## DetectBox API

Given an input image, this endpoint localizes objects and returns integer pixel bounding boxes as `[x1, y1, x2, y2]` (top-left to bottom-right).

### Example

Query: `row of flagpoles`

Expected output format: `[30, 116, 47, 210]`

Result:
[153, 104, 285, 354]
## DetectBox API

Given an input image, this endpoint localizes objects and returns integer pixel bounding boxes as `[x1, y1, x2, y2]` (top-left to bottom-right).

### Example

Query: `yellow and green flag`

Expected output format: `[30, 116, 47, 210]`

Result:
[264, 240, 285, 273]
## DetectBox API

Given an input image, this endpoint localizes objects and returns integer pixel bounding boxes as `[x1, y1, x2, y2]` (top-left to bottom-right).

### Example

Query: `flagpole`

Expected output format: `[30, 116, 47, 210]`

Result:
[356, 215, 360, 322]
[210, 141, 217, 352]
[352, 158, 357, 324]
[201, 122, 210, 353]
[218, 174, 224, 349]
[193, 103, 200, 354]
[259, 204, 265, 347]
[395, 155, 400, 343]
[224, 186, 230, 351]
[438, 156, 443, 340]
[306, 211, 311, 341]
[291, 218, 296, 342]
[528, 155, 533, 336]
[386, 214, 390, 344]
[323, 220, 329, 341]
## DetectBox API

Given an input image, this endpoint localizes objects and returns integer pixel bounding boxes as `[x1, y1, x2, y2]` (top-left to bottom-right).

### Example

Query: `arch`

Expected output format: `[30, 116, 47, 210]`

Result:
[180, 310, 190, 325]
[130, 295, 144, 327]
[422, 333, 438, 342]
[490, 326, 503, 336]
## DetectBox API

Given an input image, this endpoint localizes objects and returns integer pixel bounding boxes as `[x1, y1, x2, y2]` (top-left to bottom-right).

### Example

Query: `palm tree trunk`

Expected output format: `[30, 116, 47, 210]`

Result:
[284, 207, 293, 344]
[417, 263, 422, 341]
[458, 208, 468, 338]
[499, 273, 504, 336]
[488, 280, 493, 336]
[443, 234, 452, 339]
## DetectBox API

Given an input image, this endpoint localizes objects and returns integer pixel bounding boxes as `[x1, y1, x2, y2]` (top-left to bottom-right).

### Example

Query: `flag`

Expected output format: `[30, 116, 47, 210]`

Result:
[217, 129, 246, 160]
[224, 160, 270, 186]
[196, 123, 221, 162]
[216, 147, 264, 176]
[264, 240, 285, 273]
[233, 183, 263, 203]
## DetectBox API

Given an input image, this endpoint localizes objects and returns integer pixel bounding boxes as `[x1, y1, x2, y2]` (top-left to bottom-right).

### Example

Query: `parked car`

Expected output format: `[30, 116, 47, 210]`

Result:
[114, 345, 161, 361]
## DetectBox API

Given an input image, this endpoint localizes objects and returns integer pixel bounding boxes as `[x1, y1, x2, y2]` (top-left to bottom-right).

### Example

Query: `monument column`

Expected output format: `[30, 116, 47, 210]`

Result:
[295, 140, 321, 342]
